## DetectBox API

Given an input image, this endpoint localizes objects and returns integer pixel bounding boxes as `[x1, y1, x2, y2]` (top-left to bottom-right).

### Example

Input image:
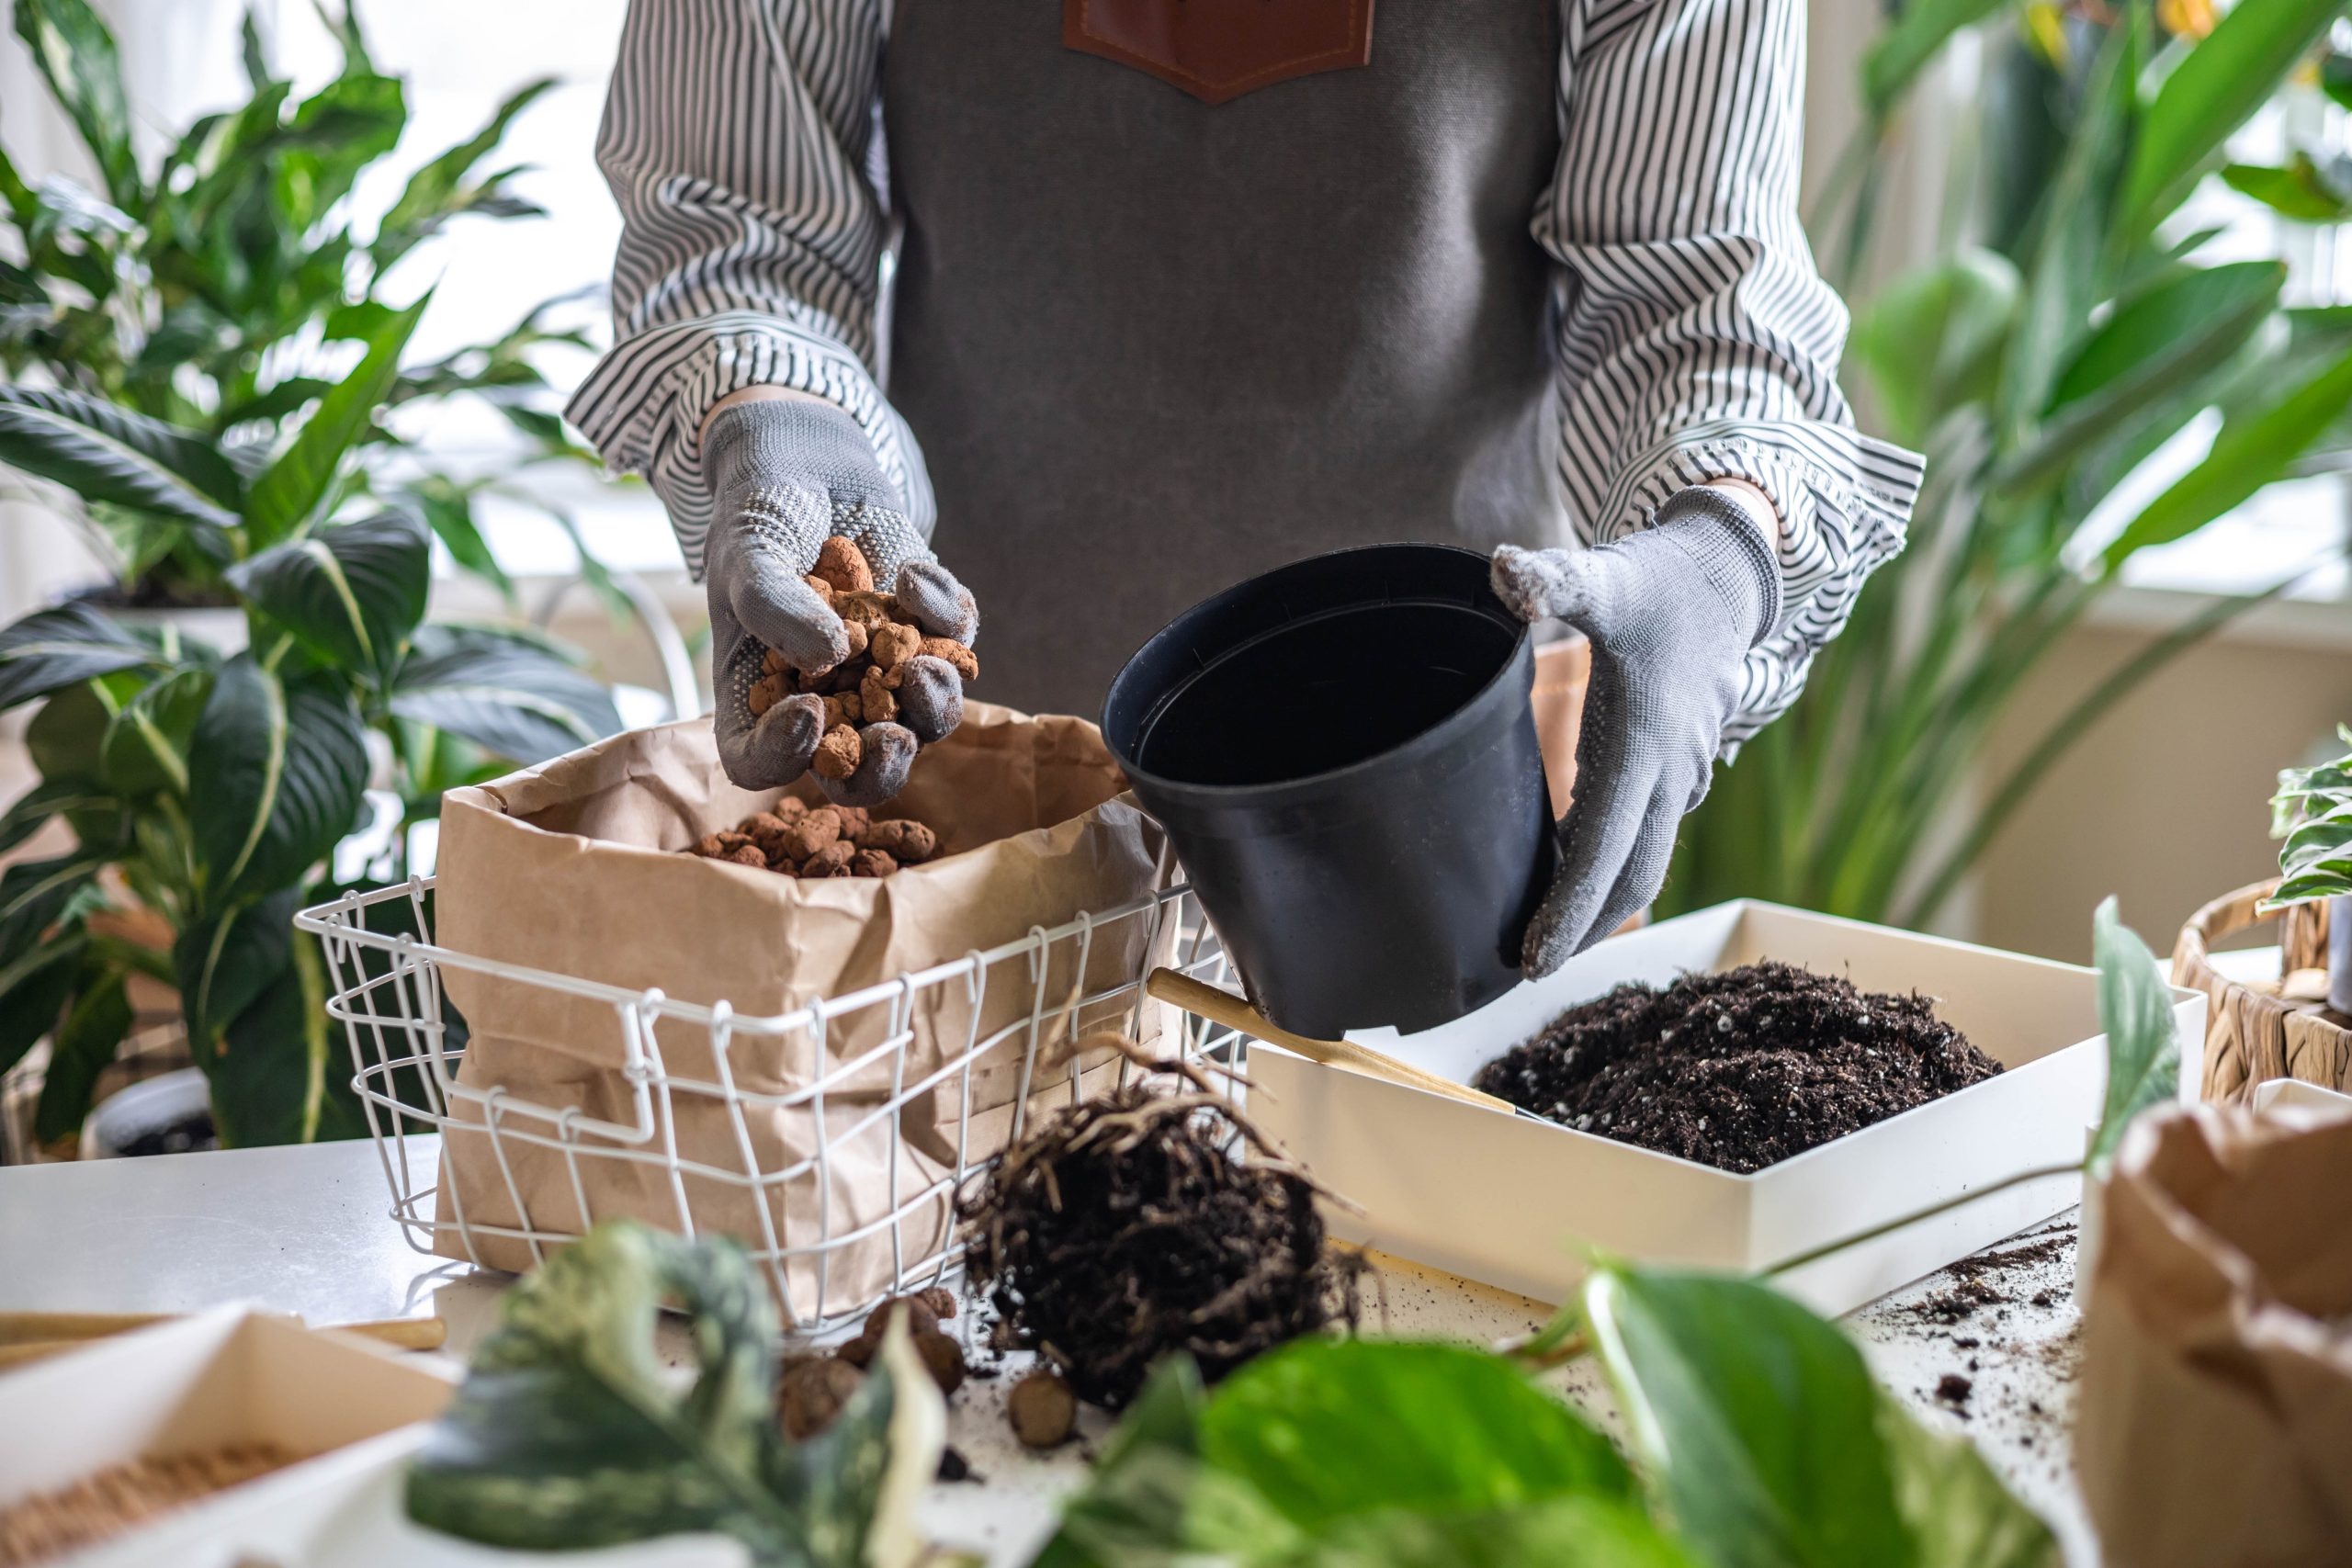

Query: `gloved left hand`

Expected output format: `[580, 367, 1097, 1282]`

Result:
[1492, 487, 1781, 976]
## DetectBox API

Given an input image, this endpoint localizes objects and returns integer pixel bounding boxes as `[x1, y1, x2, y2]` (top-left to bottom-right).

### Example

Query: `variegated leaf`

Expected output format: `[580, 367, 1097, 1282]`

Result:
[0, 604, 155, 712]
[187, 653, 368, 910]
[226, 511, 428, 688]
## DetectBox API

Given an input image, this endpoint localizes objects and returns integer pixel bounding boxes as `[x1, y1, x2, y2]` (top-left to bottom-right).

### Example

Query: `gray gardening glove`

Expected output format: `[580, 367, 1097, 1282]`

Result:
[1492, 488, 1781, 976]
[701, 398, 978, 806]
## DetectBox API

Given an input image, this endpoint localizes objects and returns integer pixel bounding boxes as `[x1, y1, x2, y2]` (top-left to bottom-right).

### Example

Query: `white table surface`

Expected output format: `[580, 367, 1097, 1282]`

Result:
[0, 1129, 2101, 1565]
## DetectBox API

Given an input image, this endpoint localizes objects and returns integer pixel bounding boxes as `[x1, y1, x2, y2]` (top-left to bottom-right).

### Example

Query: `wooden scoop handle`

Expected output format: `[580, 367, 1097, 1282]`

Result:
[1147, 967, 1517, 1115]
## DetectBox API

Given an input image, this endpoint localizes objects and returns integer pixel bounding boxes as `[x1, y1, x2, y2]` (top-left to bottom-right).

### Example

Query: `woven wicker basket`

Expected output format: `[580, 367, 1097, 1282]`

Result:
[2172, 884, 2347, 1103]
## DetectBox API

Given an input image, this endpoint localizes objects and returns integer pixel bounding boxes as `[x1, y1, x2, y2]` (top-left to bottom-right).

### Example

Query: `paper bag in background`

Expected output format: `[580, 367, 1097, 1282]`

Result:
[2076, 1103, 2352, 1567]
[428, 702, 1172, 1323]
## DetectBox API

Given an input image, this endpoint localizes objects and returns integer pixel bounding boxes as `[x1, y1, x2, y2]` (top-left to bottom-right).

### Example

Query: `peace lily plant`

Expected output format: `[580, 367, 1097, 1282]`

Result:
[0, 0, 625, 1150]
[0, 0, 621, 610]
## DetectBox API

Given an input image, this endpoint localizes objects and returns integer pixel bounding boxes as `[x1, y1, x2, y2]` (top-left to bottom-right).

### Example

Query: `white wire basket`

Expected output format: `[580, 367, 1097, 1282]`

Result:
[295, 878, 1244, 1336]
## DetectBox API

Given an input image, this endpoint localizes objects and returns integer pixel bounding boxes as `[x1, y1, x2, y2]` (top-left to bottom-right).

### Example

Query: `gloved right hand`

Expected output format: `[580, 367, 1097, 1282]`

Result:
[701, 398, 978, 805]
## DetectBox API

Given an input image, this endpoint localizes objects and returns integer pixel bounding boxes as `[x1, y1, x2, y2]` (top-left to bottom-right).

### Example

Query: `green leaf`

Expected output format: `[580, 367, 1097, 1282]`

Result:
[2086, 897, 2181, 1173]
[25, 678, 119, 784]
[2268, 863, 2352, 904]
[1851, 251, 2020, 449]
[239, 6, 272, 88]
[407, 1222, 944, 1565]
[0, 779, 115, 857]
[2122, 0, 2348, 232]
[274, 70, 404, 230]
[0, 605, 155, 714]
[1877, 1394, 2059, 1568]
[405, 479, 514, 602]
[390, 625, 620, 764]
[1861, 0, 2014, 118]
[2098, 345, 2352, 573]
[227, 511, 429, 687]
[12, 0, 140, 208]
[34, 969, 130, 1144]
[0, 851, 105, 974]
[375, 77, 557, 267]
[1305, 1498, 1698, 1568]
[1197, 1339, 1634, 1531]
[312, 0, 374, 73]
[202, 926, 361, 1146]
[1995, 261, 2284, 496]
[2326, 50, 2352, 111]
[2221, 152, 2352, 221]
[174, 889, 295, 1061]
[0, 933, 85, 1077]
[1584, 1265, 1913, 1568]
[243, 295, 427, 545]
[1997, 10, 2142, 435]
[187, 653, 369, 908]
[2278, 804, 2352, 875]
[0, 386, 244, 529]
[100, 666, 210, 797]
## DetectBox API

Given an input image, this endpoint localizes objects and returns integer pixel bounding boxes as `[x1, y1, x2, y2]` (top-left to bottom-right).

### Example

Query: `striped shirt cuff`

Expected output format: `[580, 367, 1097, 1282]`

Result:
[563, 310, 935, 577]
[1603, 421, 1924, 755]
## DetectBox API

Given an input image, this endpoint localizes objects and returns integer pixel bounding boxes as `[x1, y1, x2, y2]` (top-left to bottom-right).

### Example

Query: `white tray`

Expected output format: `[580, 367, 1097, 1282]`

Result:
[0, 1308, 457, 1566]
[1249, 900, 2207, 1315]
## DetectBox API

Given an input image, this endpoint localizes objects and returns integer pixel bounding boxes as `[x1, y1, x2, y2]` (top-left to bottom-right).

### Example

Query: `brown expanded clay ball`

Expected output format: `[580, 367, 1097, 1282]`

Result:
[915, 1330, 967, 1396]
[1008, 1370, 1077, 1450]
[856, 818, 937, 864]
[778, 1356, 864, 1440]
[811, 723, 863, 781]
[859, 665, 898, 724]
[812, 536, 876, 595]
[919, 637, 979, 682]
[780, 807, 841, 861]
[866, 620, 922, 672]
[801, 840, 855, 878]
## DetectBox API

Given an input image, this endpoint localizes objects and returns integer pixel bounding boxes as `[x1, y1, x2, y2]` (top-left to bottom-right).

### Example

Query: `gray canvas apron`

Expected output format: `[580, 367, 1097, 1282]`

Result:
[882, 0, 1563, 720]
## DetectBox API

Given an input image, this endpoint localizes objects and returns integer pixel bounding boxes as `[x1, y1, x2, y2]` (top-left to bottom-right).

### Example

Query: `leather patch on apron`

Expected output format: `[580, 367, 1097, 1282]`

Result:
[1062, 0, 1375, 105]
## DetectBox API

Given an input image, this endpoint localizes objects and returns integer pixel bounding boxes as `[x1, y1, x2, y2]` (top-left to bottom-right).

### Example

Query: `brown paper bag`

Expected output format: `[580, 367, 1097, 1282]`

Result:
[427, 703, 1171, 1323]
[2077, 1105, 2352, 1567]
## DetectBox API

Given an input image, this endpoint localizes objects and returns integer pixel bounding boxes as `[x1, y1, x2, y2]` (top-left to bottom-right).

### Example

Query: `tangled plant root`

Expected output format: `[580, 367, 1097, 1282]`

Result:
[957, 1052, 1362, 1411]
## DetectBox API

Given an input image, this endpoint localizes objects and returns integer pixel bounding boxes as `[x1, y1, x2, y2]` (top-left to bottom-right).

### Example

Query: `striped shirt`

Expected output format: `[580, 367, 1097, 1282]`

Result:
[567, 0, 1924, 747]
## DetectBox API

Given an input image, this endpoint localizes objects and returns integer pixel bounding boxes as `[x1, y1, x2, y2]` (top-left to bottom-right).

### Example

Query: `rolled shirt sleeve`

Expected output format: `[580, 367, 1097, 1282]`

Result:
[563, 0, 931, 574]
[1536, 0, 1924, 750]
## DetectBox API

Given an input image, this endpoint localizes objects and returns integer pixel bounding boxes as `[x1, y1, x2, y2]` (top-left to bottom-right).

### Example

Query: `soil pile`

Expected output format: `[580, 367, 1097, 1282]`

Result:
[1474, 962, 2001, 1173]
[957, 1058, 1359, 1410]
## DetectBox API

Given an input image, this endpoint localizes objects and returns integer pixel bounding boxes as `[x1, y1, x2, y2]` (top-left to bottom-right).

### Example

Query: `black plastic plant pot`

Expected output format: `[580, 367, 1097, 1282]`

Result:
[1103, 543, 1554, 1038]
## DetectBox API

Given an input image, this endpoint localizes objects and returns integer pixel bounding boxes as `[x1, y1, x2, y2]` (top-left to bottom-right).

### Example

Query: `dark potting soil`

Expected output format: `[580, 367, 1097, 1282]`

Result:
[1472, 962, 2002, 1174]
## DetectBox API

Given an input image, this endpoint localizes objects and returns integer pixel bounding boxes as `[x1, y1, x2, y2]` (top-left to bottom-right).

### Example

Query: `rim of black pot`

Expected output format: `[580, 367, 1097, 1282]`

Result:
[1102, 541, 1532, 808]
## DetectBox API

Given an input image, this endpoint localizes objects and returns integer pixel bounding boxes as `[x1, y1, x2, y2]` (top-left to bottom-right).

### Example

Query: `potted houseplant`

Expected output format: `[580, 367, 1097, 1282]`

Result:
[0, 0, 623, 622]
[2262, 725, 2352, 1014]
[1663, 0, 2352, 930]
[0, 289, 620, 1152]
[0, 0, 629, 1154]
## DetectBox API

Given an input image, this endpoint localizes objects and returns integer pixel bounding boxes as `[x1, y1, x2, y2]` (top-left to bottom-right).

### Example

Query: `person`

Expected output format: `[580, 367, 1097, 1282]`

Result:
[569, 0, 1921, 974]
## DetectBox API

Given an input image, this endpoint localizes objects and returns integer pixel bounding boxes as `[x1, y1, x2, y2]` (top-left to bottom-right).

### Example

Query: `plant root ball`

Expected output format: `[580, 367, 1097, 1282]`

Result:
[957, 1062, 1361, 1411]
[1008, 1370, 1077, 1449]
[778, 1357, 864, 1439]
